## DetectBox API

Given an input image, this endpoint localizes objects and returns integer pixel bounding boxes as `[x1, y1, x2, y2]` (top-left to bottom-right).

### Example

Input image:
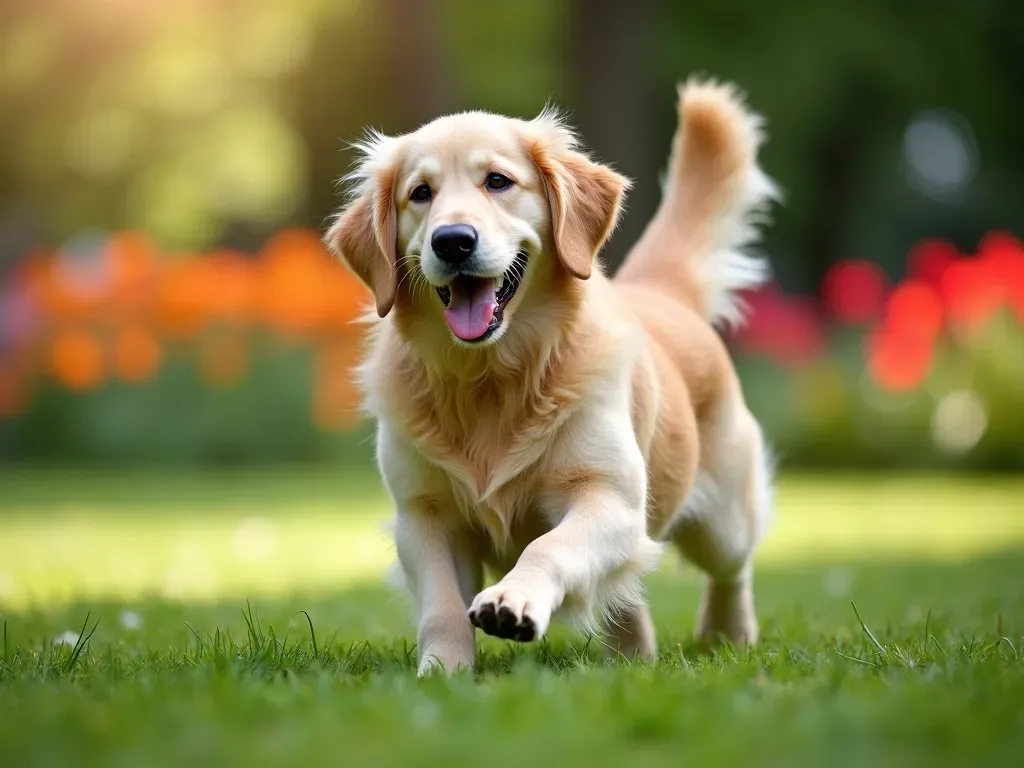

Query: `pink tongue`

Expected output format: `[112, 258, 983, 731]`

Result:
[444, 278, 497, 340]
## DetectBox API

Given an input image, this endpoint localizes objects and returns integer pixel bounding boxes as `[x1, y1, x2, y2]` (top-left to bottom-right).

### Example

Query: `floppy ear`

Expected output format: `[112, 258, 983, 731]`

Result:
[324, 159, 398, 317]
[531, 141, 630, 280]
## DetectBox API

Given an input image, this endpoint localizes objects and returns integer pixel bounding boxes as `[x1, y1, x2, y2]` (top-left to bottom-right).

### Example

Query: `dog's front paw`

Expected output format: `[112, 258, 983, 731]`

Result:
[468, 584, 552, 642]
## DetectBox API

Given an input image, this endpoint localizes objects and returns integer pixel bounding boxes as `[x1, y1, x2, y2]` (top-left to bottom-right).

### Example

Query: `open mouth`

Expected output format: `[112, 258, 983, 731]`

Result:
[436, 251, 527, 342]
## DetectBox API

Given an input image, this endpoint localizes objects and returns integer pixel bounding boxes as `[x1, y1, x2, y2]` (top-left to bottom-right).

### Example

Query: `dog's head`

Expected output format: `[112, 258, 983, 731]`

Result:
[325, 109, 630, 347]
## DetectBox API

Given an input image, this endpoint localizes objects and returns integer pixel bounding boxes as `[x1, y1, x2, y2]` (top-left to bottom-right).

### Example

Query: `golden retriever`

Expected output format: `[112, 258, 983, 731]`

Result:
[325, 79, 778, 675]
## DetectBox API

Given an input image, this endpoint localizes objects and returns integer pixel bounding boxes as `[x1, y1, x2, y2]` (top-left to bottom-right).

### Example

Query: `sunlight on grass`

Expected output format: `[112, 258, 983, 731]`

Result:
[0, 510, 391, 608]
[0, 468, 394, 608]
[758, 474, 1024, 562]
[0, 469, 1022, 608]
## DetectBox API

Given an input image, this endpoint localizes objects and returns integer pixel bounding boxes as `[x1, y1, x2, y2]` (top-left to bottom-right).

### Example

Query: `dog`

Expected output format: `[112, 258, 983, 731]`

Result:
[325, 79, 778, 676]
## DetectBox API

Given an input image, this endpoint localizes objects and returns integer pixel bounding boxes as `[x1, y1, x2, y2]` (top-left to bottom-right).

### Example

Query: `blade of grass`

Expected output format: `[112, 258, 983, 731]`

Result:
[185, 622, 205, 655]
[401, 639, 416, 669]
[275, 628, 293, 667]
[300, 611, 319, 658]
[998, 636, 1018, 660]
[835, 649, 877, 667]
[850, 602, 886, 655]
[242, 601, 265, 651]
[64, 613, 99, 675]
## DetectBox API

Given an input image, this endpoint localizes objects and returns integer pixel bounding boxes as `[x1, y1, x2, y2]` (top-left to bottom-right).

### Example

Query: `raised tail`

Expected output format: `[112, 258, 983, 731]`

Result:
[618, 79, 780, 330]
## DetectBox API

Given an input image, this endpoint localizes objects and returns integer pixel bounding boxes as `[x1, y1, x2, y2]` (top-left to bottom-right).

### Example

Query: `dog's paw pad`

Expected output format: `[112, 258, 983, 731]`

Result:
[468, 587, 541, 642]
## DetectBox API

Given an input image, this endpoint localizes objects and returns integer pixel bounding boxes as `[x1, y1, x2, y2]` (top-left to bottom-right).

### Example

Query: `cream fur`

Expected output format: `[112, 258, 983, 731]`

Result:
[325, 79, 779, 675]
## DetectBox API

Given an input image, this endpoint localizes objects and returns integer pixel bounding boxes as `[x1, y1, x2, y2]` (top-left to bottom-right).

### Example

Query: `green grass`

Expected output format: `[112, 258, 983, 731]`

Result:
[1, 468, 1023, 767]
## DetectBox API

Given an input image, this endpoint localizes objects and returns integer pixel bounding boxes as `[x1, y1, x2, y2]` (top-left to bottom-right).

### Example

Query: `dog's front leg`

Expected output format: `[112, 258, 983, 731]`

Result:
[467, 488, 662, 642]
[395, 509, 478, 676]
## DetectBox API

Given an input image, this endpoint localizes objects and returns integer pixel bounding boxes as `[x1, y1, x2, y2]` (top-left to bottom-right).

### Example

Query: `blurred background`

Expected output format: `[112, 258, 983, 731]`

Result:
[2, 9, 1024, 764]
[1, 0, 1022, 472]
[1, 13, 1024, 762]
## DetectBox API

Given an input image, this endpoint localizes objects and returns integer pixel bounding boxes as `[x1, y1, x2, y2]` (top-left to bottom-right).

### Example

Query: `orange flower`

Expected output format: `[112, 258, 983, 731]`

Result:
[113, 325, 162, 383]
[310, 341, 362, 431]
[206, 251, 256, 324]
[107, 231, 157, 307]
[198, 333, 249, 388]
[13, 251, 52, 310]
[29, 254, 98, 322]
[261, 228, 328, 261]
[256, 228, 336, 337]
[49, 328, 104, 391]
[0, 366, 32, 418]
[325, 261, 372, 329]
[157, 257, 218, 338]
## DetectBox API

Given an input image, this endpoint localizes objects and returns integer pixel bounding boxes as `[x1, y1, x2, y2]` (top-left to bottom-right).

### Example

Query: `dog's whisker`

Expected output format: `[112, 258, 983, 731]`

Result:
[415, 273, 431, 296]
[395, 261, 427, 298]
[394, 255, 434, 299]
[394, 267, 415, 294]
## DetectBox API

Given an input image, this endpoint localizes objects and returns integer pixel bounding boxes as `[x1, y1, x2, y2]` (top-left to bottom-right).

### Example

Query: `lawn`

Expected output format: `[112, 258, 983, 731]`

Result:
[1, 467, 1022, 767]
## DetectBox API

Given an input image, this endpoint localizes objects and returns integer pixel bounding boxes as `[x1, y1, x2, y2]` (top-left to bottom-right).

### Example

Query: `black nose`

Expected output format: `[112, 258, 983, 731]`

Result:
[431, 224, 478, 264]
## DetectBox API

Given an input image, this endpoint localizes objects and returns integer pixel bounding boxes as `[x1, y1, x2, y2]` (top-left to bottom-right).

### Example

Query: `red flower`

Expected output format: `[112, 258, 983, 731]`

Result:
[821, 259, 888, 325]
[977, 230, 1024, 323]
[865, 324, 934, 392]
[907, 238, 959, 287]
[885, 280, 944, 343]
[730, 284, 825, 366]
[940, 258, 1004, 333]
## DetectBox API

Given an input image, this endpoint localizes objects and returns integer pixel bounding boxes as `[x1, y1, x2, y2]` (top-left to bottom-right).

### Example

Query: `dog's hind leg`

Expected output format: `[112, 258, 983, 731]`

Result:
[672, 398, 773, 647]
[603, 601, 657, 661]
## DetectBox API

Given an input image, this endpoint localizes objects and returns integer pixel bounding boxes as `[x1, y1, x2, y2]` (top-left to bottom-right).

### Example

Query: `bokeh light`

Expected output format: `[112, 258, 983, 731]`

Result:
[903, 110, 978, 203]
[931, 389, 988, 455]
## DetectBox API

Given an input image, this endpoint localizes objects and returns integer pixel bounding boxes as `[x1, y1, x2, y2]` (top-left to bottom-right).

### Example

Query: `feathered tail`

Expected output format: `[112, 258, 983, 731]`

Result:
[619, 79, 781, 330]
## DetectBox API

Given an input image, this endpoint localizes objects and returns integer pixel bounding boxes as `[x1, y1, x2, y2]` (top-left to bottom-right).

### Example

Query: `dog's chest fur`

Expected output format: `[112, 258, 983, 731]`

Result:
[443, 467, 556, 562]
[362, 312, 632, 557]
[410, 384, 579, 541]
[381, 355, 598, 553]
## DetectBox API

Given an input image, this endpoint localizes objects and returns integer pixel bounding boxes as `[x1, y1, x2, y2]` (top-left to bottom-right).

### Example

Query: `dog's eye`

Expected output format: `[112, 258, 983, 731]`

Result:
[485, 173, 513, 191]
[410, 184, 432, 202]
